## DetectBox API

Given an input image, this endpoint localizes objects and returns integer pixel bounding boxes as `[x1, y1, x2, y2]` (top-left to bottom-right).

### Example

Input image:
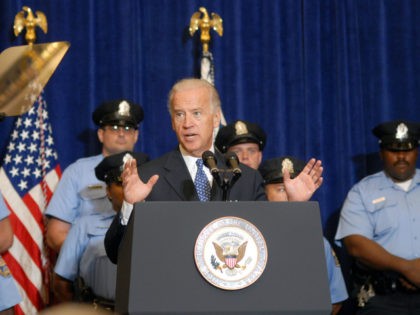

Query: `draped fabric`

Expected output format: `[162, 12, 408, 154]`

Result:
[0, 0, 419, 242]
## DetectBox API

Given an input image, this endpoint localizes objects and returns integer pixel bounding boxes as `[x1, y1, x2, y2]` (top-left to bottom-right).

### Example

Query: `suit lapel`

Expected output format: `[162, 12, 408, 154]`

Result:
[163, 150, 199, 201]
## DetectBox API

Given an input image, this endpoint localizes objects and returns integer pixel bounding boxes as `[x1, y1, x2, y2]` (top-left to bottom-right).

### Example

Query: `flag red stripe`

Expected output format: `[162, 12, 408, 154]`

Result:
[14, 304, 24, 315]
[54, 165, 62, 178]
[42, 180, 53, 205]
[7, 210, 43, 269]
[22, 193, 44, 231]
[3, 252, 44, 309]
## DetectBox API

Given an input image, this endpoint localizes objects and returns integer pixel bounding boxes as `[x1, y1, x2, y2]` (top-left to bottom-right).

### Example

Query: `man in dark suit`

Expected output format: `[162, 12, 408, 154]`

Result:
[105, 78, 323, 263]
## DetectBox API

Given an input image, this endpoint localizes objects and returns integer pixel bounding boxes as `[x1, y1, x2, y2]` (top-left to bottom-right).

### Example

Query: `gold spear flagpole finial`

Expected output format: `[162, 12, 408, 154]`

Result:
[189, 7, 223, 53]
[14, 6, 48, 45]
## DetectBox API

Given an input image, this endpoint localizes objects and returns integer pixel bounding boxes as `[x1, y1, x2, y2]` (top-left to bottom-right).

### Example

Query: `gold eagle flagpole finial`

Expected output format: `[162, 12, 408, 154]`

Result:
[189, 7, 223, 53]
[14, 6, 48, 45]
[0, 6, 69, 117]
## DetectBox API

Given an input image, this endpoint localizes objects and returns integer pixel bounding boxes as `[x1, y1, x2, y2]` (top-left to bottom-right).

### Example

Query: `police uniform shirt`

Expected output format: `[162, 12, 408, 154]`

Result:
[80, 236, 117, 300]
[323, 238, 348, 304]
[336, 170, 420, 259]
[0, 197, 22, 311]
[54, 212, 115, 298]
[45, 154, 113, 223]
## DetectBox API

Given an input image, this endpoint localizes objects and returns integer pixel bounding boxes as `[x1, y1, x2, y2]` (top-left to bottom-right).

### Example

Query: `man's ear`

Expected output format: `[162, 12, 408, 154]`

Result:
[213, 108, 221, 128]
[97, 128, 104, 144]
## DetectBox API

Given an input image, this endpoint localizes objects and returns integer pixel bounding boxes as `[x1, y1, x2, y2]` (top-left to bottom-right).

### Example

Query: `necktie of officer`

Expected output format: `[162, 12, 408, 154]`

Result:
[194, 159, 211, 201]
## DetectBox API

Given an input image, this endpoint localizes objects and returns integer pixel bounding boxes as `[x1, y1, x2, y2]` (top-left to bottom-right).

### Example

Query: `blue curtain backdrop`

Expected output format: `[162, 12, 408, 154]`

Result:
[1, 0, 419, 240]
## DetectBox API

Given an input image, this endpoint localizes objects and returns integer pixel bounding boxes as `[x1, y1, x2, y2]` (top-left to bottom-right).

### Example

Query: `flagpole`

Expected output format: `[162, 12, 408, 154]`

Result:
[189, 7, 227, 126]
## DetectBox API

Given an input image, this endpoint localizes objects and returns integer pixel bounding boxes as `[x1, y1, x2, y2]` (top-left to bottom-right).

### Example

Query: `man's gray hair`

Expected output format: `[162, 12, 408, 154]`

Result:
[167, 78, 221, 114]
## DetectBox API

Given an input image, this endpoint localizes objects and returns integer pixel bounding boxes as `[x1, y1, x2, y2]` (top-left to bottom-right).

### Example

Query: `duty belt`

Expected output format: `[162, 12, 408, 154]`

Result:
[352, 262, 420, 307]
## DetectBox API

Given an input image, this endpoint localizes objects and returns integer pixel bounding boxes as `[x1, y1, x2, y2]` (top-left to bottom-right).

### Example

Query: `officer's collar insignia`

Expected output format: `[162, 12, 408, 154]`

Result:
[395, 123, 408, 140]
[235, 121, 248, 136]
[194, 216, 268, 290]
[118, 100, 131, 117]
[281, 158, 295, 176]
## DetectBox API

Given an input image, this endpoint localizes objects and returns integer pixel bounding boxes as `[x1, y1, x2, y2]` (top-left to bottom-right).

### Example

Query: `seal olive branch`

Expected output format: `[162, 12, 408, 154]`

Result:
[210, 255, 222, 273]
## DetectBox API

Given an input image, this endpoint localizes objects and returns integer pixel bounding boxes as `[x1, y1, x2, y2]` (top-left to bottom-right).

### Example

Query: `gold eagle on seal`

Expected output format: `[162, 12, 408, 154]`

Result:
[213, 241, 248, 270]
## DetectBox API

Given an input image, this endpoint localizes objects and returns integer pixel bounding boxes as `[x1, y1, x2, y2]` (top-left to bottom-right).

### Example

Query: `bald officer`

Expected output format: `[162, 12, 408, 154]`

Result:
[336, 120, 420, 314]
[45, 99, 148, 252]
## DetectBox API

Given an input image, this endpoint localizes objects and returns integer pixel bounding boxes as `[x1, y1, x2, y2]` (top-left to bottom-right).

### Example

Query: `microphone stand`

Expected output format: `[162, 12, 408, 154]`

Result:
[203, 151, 242, 201]
[211, 169, 241, 201]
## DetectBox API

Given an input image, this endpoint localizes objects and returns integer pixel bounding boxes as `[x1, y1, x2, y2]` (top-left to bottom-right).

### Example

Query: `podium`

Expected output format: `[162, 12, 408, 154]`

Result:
[116, 201, 330, 315]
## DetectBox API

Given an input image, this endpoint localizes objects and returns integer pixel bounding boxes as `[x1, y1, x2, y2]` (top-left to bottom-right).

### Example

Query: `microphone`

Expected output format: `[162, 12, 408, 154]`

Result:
[202, 151, 219, 175]
[225, 152, 242, 175]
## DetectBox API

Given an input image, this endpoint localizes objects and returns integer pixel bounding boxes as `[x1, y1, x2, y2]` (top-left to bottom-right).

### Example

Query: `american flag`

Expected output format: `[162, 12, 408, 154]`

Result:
[200, 51, 227, 137]
[201, 51, 227, 126]
[0, 92, 61, 314]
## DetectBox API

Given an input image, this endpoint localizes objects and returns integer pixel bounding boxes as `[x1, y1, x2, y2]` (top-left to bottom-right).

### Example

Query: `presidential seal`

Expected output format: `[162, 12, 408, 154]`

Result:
[194, 216, 268, 290]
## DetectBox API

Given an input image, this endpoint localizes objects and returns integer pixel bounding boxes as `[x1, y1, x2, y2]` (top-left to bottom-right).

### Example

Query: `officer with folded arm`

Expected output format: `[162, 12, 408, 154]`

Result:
[335, 120, 420, 314]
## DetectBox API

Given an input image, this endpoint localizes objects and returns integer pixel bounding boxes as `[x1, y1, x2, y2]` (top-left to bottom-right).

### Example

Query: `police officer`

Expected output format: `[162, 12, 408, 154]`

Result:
[53, 151, 145, 306]
[0, 196, 21, 315]
[260, 156, 348, 315]
[45, 99, 148, 253]
[335, 120, 420, 314]
[215, 120, 266, 170]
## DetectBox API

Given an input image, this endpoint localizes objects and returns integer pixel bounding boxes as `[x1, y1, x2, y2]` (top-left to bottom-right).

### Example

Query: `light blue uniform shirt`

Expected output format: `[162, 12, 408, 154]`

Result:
[0, 197, 22, 311]
[54, 211, 116, 299]
[336, 170, 420, 259]
[323, 238, 348, 304]
[45, 154, 113, 223]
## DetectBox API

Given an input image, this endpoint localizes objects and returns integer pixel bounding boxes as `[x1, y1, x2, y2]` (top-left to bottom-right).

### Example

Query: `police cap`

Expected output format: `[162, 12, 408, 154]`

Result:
[92, 99, 144, 128]
[95, 151, 146, 184]
[259, 156, 305, 184]
[372, 120, 420, 151]
[215, 120, 267, 153]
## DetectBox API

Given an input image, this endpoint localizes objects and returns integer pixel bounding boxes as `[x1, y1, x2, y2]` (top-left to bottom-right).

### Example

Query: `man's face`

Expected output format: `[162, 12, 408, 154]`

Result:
[97, 124, 138, 156]
[380, 148, 418, 182]
[171, 86, 220, 157]
[106, 182, 124, 212]
[228, 142, 262, 170]
[265, 183, 288, 201]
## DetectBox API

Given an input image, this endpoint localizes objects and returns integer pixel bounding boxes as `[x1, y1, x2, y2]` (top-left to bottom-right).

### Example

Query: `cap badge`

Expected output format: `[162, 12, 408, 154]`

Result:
[235, 121, 248, 136]
[118, 100, 131, 117]
[122, 153, 134, 170]
[395, 123, 408, 140]
[281, 158, 294, 175]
